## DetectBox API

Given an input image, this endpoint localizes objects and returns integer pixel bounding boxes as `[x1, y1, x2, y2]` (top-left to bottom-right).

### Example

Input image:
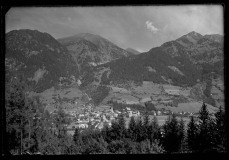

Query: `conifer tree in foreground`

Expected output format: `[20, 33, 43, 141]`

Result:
[213, 106, 227, 152]
[197, 103, 214, 152]
[178, 117, 186, 152]
[118, 112, 126, 139]
[128, 116, 136, 140]
[73, 128, 80, 144]
[142, 111, 150, 141]
[187, 116, 198, 152]
[162, 114, 181, 153]
[135, 117, 144, 142]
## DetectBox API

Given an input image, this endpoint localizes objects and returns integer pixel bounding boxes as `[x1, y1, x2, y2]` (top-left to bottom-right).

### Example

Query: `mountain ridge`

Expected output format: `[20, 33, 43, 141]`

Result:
[5, 29, 224, 109]
[6, 29, 80, 92]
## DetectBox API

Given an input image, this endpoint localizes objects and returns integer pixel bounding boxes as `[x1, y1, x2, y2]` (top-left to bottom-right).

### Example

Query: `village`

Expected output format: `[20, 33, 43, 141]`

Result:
[62, 102, 140, 135]
[56, 100, 196, 136]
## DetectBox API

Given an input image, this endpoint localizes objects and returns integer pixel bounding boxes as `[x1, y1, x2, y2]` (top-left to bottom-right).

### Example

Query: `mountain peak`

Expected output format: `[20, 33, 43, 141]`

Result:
[58, 32, 106, 47]
[6, 29, 63, 52]
[59, 32, 130, 68]
[175, 31, 203, 45]
[183, 31, 203, 39]
[6, 29, 79, 92]
[187, 31, 202, 36]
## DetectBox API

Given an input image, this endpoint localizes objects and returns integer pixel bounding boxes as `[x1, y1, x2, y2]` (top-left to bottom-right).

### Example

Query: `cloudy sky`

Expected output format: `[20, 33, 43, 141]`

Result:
[6, 5, 223, 52]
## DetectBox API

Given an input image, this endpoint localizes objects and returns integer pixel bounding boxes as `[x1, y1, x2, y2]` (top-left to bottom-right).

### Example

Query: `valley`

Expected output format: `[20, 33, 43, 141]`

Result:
[5, 29, 224, 121]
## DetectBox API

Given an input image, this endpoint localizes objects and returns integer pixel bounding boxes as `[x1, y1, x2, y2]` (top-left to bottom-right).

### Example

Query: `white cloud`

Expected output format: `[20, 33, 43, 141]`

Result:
[145, 20, 159, 33]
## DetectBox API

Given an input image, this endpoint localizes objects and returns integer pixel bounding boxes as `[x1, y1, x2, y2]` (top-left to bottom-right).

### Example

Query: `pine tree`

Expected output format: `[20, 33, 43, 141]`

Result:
[110, 120, 120, 140]
[73, 128, 80, 144]
[162, 114, 181, 153]
[54, 106, 68, 138]
[101, 123, 110, 142]
[143, 111, 150, 127]
[198, 103, 210, 125]
[214, 106, 226, 152]
[150, 116, 160, 142]
[5, 76, 31, 154]
[135, 117, 144, 142]
[118, 112, 126, 139]
[178, 117, 186, 152]
[187, 116, 198, 152]
[128, 116, 136, 139]
[142, 111, 150, 141]
[197, 102, 214, 152]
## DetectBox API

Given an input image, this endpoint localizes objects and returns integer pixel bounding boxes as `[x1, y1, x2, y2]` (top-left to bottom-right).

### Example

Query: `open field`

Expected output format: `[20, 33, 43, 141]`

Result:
[133, 82, 163, 95]
[155, 101, 217, 113]
[102, 82, 219, 114]
[30, 80, 221, 115]
[38, 86, 84, 105]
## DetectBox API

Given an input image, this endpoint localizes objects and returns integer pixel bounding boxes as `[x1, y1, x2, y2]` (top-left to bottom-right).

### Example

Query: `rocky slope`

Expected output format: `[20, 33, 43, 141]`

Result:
[5, 29, 80, 92]
[161, 31, 223, 73]
[80, 31, 223, 107]
[58, 33, 131, 76]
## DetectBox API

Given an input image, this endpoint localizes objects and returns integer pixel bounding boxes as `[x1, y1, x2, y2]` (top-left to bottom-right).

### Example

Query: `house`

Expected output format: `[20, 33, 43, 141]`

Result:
[110, 117, 115, 121]
[114, 113, 118, 117]
[95, 122, 104, 130]
[79, 114, 84, 117]
[78, 123, 88, 129]
[127, 110, 132, 117]
[116, 110, 121, 114]
[102, 114, 109, 122]
[67, 123, 78, 130]
[157, 110, 162, 116]
[131, 111, 140, 117]
[89, 117, 95, 121]
[152, 111, 157, 116]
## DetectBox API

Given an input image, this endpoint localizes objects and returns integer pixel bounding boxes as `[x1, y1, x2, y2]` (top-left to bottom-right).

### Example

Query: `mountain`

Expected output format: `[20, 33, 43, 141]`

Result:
[126, 48, 141, 55]
[86, 31, 223, 88]
[204, 34, 223, 43]
[58, 33, 131, 75]
[5, 29, 80, 92]
[161, 32, 223, 64]
[160, 31, 224, 75]
[5, 29, 223, 109]
[97, 46, 201, 87]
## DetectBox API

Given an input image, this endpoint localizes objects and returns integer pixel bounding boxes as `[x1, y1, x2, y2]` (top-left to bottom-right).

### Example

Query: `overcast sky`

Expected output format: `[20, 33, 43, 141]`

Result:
[6, 5, 223, 52]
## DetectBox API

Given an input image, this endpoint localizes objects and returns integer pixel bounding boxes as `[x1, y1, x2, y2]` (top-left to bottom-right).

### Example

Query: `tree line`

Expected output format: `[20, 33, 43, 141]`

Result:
[5, 77, 227, 154]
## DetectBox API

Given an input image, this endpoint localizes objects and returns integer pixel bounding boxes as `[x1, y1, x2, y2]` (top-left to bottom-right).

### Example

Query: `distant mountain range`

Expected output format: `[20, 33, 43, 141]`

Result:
[5, 29, 224, 107]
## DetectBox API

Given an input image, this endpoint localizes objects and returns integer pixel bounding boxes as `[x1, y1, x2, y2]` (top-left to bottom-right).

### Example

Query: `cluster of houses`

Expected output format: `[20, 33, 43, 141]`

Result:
[65, 103, 144, 135]
[48, 99, 197, 136]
